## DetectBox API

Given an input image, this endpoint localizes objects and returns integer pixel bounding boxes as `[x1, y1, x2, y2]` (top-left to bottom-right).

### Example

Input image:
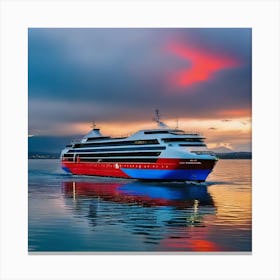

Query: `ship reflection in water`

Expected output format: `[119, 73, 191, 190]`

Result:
[62, 180, 219, 251]
[63, 180, 215, 208]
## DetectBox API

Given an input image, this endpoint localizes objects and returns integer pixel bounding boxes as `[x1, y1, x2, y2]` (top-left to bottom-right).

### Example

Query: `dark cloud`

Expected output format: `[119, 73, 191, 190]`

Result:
[28, 28, 251, 130]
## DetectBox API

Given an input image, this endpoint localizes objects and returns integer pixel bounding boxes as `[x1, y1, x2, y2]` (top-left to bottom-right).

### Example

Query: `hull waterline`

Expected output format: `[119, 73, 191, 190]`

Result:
[61, 158, 217, 181]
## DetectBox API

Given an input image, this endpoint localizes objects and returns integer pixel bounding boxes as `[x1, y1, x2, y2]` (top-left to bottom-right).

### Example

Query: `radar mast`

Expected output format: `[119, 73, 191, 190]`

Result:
[154, 109, 168, 128]
[91, 121, 97, 130]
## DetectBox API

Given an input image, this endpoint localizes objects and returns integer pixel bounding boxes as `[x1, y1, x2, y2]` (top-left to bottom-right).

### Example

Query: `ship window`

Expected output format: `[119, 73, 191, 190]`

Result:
[79, 158, 158, 163]
[67, 146, 165, 153]
[76, 152, 161, 158]
[86, 137, 111, 141]
[170, 130, 186, 135]
[170, 130, 198, 135]
[63, 153, 74, 161]
[179, 144, 206, 147]
[134, 140, 148, 144]
[63, 154, 73, 158]
[74, 139, 159, 148]
[162, 138, 204, 143]
[144, 131, 170, 134]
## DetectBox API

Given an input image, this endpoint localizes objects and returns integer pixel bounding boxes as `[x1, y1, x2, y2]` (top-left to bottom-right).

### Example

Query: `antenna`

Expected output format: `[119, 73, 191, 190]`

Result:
[91, 121, 97, 130]
[153, 109, 168, 128]
[155, 109, 160, 123]
[175, 118, 179, 129]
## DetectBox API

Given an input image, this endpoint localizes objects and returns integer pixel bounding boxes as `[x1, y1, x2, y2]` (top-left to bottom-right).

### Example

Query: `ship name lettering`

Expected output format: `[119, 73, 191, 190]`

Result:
[180, 161, 202, 165]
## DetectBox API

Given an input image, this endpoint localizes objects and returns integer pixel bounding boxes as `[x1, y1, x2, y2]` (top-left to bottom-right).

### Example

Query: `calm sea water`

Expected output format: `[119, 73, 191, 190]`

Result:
[28, 159, 251, 252]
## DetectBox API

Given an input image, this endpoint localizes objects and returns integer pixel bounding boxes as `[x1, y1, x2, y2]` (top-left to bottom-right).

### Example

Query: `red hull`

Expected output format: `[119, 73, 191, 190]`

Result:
[61, 158, 216, 179]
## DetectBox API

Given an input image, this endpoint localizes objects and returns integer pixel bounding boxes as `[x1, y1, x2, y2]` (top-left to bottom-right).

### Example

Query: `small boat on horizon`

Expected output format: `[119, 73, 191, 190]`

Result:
[61, 111, 218, 181]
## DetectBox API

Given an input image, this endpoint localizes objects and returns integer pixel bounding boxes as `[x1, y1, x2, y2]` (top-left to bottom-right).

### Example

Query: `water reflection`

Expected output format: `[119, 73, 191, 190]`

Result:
[62, 180, 215, 208]
[61, 180, 218, 250]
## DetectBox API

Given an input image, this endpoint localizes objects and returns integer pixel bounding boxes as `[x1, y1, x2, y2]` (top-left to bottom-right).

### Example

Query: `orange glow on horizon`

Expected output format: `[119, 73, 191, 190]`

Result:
[45, 117, 252, 135]
[34, 116, 251, 151]
[167, 42, 240, 87]
[67, 118, 251, 135]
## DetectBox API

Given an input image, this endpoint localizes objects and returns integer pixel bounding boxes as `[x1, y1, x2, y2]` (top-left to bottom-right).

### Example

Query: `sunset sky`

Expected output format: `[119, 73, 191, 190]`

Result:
[28, 28, 251, 151]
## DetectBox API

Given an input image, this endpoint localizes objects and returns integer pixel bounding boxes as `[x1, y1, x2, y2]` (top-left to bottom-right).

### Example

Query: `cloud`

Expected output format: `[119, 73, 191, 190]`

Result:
[28, 28, 252, 151]
[166, 41, 240, 88]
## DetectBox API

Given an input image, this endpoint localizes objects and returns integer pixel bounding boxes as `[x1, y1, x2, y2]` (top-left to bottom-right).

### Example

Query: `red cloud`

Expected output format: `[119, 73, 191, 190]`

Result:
[167, 42, 240, 87]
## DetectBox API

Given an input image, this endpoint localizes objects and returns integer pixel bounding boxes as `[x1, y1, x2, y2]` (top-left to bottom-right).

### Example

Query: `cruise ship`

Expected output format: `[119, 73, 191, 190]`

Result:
[61, 111, 218, 181]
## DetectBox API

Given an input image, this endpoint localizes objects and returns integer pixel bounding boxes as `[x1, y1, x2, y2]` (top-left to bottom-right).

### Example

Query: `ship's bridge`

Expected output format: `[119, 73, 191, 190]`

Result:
[128, 129, 202, 140]
[81, 128, 110, 143]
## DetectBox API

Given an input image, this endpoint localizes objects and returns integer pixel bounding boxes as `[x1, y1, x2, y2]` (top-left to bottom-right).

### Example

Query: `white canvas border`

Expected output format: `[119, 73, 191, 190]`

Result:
[0, 0, 279, 280]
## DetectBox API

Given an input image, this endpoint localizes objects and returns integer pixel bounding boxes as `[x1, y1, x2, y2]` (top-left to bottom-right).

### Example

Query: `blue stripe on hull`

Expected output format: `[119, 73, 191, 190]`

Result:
[121, 168, 212, 181]
[61, 165, 71, 173]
